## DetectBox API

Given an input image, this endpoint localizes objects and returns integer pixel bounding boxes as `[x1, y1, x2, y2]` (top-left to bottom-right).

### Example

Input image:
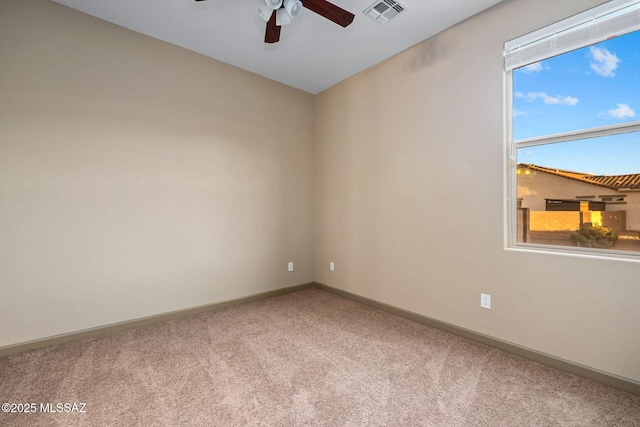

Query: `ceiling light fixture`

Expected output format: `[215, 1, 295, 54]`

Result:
[284, 0, 303, 18]
[257, 0, 302, 25]
[266, 0, 283, 9]
[257, 0, 279, 21]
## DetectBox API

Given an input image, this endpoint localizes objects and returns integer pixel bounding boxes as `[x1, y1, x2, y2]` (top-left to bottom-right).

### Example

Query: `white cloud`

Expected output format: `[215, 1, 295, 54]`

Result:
[608, 103, 636, 119]
[590, 46, 620, 77]
[522, 62, 543, 73]
[520, 92, 579, 106]
[513, 109, 528, 117]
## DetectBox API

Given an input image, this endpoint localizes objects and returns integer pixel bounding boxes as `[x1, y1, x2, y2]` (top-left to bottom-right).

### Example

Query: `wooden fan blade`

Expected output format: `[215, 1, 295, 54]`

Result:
[302, 0, 355, 27]
[264, 10, 281, 43]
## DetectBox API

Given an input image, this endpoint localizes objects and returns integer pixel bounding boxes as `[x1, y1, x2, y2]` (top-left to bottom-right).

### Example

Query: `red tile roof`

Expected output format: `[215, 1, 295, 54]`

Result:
[587, 174, 640, 189]
[518, 164, 640, 190]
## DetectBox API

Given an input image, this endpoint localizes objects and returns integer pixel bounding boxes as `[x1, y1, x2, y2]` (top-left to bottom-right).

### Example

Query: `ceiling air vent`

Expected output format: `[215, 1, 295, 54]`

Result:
[364, 0, 408, 25]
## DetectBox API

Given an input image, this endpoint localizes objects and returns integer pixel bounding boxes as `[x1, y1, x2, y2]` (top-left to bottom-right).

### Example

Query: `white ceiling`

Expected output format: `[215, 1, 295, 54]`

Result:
[51, 0, 503, 94]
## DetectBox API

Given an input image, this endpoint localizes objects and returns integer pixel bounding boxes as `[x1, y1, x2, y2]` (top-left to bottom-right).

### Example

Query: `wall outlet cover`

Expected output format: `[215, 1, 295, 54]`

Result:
[481, 293, 491, 309]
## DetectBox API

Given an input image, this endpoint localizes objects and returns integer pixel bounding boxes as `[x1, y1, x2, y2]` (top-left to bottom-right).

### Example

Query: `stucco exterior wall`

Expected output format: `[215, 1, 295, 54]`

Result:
[518, 167, 640, 230]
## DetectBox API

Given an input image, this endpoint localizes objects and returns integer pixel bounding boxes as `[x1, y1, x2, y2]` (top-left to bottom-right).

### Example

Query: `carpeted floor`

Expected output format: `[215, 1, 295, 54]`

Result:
[1, 288, 639, 426]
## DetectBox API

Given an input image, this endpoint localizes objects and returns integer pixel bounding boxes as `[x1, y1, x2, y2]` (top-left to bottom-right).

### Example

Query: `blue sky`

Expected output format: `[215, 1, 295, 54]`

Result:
[513, 29, 640, 176]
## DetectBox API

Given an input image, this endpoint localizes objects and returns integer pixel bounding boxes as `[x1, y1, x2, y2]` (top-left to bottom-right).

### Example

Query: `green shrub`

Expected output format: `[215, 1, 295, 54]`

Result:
[570, 224, 618, 248]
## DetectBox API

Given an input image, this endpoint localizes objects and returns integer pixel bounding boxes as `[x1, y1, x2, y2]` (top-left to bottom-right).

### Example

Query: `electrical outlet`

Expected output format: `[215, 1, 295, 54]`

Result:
[480, 293, 491, 309]
[288, 262, 294, 272]
[330, 262, 335, 271]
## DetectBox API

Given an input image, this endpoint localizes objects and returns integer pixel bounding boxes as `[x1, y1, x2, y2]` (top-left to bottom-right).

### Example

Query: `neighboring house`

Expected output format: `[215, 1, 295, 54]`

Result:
[517, 164, 640, 232]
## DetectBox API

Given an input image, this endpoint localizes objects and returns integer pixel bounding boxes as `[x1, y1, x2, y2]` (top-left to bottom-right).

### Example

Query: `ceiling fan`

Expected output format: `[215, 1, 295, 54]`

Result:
[195, 0, 355, 44]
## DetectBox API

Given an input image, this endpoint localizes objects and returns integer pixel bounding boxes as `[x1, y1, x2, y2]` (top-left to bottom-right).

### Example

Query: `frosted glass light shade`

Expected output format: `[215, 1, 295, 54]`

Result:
[276, 8, 292, 25]
[265, 0, 283, 10]
[284, 0, 302, 18]
[257, 2, 274, 21]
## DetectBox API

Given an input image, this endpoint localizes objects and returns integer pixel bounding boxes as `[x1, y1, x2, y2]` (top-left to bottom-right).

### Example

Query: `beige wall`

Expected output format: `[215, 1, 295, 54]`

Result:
[625, 194, 640, 231]
[2, 0, 640, 385]
[313, 0, 640, 383]
[0, 0, 314, 346]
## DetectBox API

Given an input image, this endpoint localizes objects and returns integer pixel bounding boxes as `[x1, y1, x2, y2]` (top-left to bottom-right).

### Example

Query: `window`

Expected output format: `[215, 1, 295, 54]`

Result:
[506, 0, 640, 257]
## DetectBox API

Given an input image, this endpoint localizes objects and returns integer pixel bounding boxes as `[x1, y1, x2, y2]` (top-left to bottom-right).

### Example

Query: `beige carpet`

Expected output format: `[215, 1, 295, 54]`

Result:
[1, 288, 639, 426]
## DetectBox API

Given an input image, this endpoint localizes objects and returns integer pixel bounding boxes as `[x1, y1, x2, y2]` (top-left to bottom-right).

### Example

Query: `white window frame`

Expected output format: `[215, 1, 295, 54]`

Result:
[505, 0, 640, 260]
